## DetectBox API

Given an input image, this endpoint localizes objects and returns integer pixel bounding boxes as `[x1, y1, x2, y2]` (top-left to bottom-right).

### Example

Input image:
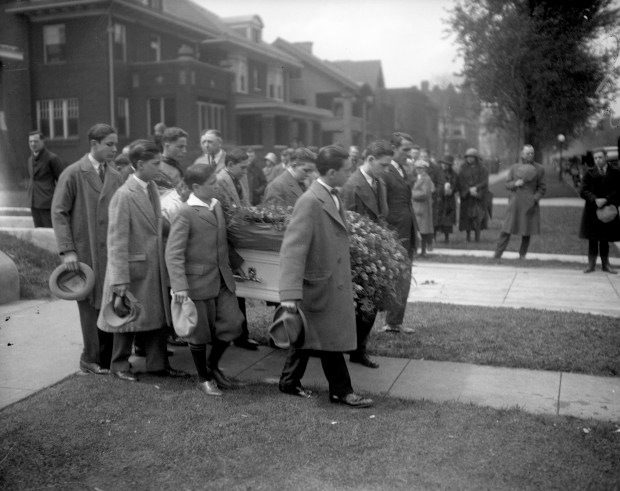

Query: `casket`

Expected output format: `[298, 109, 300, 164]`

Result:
[234, 248, 280, 302]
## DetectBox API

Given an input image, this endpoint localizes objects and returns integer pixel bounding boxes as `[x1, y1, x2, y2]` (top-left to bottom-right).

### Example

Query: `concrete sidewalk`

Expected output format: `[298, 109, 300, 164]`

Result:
[1, 265, 618, 422]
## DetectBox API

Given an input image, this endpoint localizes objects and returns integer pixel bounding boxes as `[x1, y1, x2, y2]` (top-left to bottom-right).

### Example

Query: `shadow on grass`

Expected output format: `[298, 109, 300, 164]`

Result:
[1, 375, 618, 490]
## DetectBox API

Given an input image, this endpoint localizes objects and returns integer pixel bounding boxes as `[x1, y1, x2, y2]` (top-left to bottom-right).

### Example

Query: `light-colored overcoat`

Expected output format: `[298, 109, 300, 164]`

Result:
[411, 173, 435, 234]
[263, 168, 305, 207]
[51, 155, 123, 308]
[216, 169, 251, 208]
[98, 177, 170, 333]
[279, 181, 356, 352]
[501, 162, 546, 236]
[341, 168, 388, 223]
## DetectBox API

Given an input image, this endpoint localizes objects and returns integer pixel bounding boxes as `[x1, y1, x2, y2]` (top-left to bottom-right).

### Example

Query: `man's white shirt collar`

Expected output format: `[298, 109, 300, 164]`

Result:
[360, 167, 374, 187]
[132, 174, 149, 194]
[88, 153, 103, 171]
[390, 160, 404, 178]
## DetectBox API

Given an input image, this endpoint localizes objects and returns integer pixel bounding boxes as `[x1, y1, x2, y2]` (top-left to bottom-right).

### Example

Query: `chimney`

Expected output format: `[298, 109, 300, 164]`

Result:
[293, 42, 313, 54]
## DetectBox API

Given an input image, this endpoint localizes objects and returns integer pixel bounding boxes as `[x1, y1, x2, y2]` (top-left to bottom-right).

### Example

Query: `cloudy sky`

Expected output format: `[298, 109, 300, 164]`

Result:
[196, 0, 462, 89]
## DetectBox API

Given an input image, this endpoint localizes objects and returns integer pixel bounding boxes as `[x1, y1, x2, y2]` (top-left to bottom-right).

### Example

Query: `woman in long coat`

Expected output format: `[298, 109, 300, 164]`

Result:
[436, 155, 458, 243]
[411, 160, 435, 256]
[579, 149, 620, 273]
[457, 148, 489, 242]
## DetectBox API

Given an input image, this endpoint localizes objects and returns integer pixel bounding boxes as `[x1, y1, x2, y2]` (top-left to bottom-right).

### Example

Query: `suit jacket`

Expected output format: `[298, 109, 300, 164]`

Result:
[341, 168, 388, 223]
[194, 150, 226, 174]
[216, 169, 250, 208]
[28, 147, 65, 209]
[279, 180, 356, 352]
[98, 177, 170, 333]
[263, 168, 305, 207]
[166, 200, 237, 299]
[52, 155, 123, 308]
[380, 162, 417, 256]
[579, 165, 620, 241]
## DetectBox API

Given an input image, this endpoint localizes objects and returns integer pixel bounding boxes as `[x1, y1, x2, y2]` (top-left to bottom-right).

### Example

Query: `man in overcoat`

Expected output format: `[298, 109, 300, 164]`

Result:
[378, 132, 417, 334]
[494, 145, 546, 260]
[457, 148, 489, 242]
[278, 145, 373, 408]
[97, 140, 184, 382]
[263, 147, 316, 207]
[216, 148, 258, 351]
[341, 140, 391, 368]
[579, 149, 620, 274]
[51, 123, 123, 375]
[27, 131, 65, 227]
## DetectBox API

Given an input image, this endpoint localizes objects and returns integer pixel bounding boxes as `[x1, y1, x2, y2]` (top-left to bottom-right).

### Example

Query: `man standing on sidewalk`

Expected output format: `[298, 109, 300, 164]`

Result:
[494, 144, 546, 260]
[27, 131, 64, 228]
[341, 140, 391, 368]
[51, 123, 123, 375]
[378, 132, 417, 334]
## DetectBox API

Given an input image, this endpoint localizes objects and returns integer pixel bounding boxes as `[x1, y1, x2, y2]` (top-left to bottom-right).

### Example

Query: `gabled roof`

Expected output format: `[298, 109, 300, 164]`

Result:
[330, 60, 385, 90]
[273, 38, 359, 92]
[222, 15, 264, 28]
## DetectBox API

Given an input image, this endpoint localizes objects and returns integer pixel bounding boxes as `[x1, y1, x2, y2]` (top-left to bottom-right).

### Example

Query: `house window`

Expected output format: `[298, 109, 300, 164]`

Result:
[197, 101, 226, 134]
[252, 67, 260, 91]
[149, 34, 161, 62]
[113, 23, 126, 62]
[43, 24, 65, 64]
[116, 97, 130, 137]
[36, 98, 79, 139]
[230, 57, 248, 94]
[267, 67, 283, 101]
[147, 97, 175, 130]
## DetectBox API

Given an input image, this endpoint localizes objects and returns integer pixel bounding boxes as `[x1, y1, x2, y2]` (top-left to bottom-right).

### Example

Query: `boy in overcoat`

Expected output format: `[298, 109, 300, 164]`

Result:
[278, 145, 373, 408]
[341, 140, 391, 368]
[51, 123, 123, 375]
[97, 140, 184, 382]
[166, 164, 245, 396]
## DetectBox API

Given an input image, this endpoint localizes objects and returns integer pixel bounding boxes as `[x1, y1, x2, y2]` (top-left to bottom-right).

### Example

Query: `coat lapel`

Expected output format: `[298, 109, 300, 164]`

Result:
[353, 171, 380, 217]
[193, 204, 218, 226]
[127, 177, 158, 231]
[79, 155, 103, 193]
[312, 181, 346, 230]
[285, 171, 302, 198]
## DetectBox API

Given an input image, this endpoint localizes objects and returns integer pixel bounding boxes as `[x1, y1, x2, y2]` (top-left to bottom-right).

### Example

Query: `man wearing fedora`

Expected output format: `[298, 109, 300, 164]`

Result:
[98, 140, 186, 382]
[341, 140, 392, 369]
[166, 164, 245, 396]
[52, 123, 123, 375]
[278, 145, 373, 408]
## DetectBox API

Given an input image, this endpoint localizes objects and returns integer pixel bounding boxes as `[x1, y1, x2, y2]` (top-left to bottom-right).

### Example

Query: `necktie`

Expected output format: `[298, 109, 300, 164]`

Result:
[98, 163, 105, 183]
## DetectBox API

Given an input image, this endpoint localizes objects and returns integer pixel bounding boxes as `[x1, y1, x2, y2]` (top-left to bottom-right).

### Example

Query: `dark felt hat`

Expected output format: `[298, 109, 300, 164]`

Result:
[268, 305, 307, 349]
[48, 262, 95, 300]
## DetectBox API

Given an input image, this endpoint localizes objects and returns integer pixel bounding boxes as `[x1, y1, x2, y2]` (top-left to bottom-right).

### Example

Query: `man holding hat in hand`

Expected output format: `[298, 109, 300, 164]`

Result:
[52, 123, 123, 376]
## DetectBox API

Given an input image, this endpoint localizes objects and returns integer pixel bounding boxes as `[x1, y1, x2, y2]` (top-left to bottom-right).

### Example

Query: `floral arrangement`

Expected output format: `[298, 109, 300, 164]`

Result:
[346, 211, 409, 317]
[222, 200, 409, 316]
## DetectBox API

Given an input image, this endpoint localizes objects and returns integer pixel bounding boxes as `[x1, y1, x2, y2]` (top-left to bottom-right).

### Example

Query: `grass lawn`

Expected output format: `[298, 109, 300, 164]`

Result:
[0, 231, 59, 299]
[436, 203, 619, 258]
[247, 301, 620, 377]
[1, 375, 618, 490]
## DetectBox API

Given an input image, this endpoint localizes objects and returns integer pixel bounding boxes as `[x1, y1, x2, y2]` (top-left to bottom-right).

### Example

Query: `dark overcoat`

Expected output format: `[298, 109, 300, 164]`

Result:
[501, 162, 546, 236]
[51, 155, 123, 308]
[437, 168, 457, 229]
[380, 163, 417, 256]
[28, 147, 65, 209]
[263, 168, 305, 207]
[457, 160, 489, 231]
[579, 165, 620, 241]
[340, 168, 388, 223]
[98, 177, 170, 333]
[279, 181, 356, 352]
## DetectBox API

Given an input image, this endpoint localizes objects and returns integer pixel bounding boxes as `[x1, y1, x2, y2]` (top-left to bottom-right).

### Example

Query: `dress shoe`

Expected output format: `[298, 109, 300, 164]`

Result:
[233, 337, 259, 351]
[583, 265, 596, 273]
[149, 367, 189, 378]
[197, 380, 222, 397]
[603, 264, 618, 274]
[212, 368, 245, 390]
[350, 353, 379, 369]
[329, 392, 373, 408]
[279, 385, 318, 399]
[79, 360, 110, 375]
[379, 324, 415, 334]
[167, 334, 188, 347]
[113, 370, 138, 382]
